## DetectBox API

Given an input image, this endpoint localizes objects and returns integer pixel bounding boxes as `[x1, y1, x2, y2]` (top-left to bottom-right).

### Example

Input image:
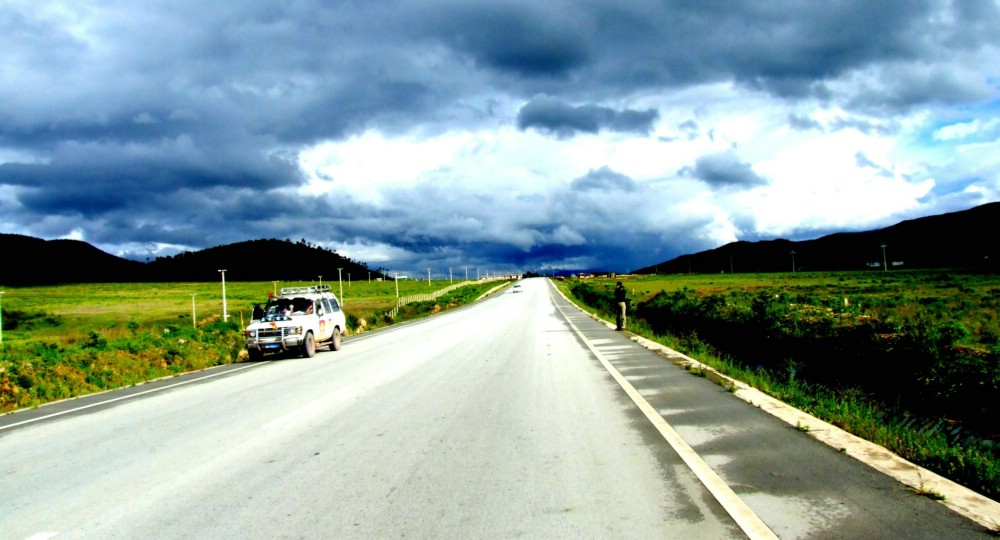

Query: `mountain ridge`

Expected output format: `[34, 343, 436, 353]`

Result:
[635, 202, 999, 274]
[0, 236, 388, 286]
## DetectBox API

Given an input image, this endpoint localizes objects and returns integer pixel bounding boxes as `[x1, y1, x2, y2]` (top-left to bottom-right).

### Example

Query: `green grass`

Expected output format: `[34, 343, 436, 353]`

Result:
[0, 279, 502, 412]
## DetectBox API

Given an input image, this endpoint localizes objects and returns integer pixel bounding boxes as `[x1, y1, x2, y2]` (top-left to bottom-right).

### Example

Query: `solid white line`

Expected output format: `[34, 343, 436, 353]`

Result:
[552, 294, 779, 540]
[0, 362, 269, 431]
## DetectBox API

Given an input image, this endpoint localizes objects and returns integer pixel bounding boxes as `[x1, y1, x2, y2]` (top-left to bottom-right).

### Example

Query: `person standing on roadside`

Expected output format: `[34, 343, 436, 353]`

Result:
[614, 281, 627, 331]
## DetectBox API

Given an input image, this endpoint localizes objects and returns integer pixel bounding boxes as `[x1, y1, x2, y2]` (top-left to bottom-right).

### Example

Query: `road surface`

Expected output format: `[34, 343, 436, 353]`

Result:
[0, 278, 992, 538]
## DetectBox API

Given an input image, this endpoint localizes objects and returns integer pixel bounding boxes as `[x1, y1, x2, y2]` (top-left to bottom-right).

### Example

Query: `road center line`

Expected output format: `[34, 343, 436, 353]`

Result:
[0, 362, 268, 431]
[552, 294, 779, 540]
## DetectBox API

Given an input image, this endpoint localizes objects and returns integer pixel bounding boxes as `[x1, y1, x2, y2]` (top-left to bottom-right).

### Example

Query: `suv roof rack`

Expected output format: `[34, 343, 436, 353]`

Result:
[279, 284, 332, 296]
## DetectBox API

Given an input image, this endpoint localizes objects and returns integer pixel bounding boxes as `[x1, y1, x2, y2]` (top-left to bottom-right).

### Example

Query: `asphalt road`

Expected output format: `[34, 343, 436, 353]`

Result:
[0, 278, 992, 539]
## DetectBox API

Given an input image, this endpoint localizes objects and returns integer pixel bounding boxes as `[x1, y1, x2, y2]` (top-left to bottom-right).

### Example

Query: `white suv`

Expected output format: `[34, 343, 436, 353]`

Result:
[245, 285, 346, 360]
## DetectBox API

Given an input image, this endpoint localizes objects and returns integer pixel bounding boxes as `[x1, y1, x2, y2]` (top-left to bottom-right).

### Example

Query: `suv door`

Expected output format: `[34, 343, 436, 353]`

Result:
[316, 298, 335, 341]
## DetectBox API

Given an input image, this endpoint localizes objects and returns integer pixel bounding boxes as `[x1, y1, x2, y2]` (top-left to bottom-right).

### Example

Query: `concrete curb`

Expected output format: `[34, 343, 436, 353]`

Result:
[554, 284, 1000, 531]
[475, 281, 512, 302]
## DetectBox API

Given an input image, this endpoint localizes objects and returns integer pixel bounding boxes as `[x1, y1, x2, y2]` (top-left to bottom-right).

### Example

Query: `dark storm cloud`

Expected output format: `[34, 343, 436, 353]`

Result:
[683, 152, 767, 189]
[571, 167, 638, 193]
[417, 1, 592, 77]
[310, 166, 675, 273]
[0, 139, 300, 216]
[517, 95, 659, 137]
[788, 114, 823, 131]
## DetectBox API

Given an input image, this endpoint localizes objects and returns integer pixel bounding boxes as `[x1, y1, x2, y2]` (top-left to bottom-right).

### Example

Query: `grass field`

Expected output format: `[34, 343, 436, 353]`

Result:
[0, 278, 500, 412]
[0, 278, 475, 342]
[614, 270, 1000, 350]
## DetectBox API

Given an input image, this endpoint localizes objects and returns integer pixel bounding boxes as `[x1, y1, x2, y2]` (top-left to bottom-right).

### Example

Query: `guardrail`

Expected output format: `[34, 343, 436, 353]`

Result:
[386, 278, 507, 319]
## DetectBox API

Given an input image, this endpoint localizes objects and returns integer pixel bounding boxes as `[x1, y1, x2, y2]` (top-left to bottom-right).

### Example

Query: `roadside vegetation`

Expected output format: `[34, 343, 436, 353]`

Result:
[557, 270, 999, 500]
[0, 279, 505, 413]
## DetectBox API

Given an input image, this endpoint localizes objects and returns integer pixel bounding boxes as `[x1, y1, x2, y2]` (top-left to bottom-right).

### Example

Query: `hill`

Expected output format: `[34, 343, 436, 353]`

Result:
[144, 238, 388, 283]
[635, 202, 1000, 274]
[0, 234, 146, 285]
[0, 236, 388, 285]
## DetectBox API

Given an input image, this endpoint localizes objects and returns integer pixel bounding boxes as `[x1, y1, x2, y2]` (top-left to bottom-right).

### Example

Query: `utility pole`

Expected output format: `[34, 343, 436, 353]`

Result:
[394, 272, 399, 298]
[449, 267, 453, 283]
[190, 294, 197, 329]
[464, 266, 469, 281]
[319, 275, 323, 285]
[218, 269, 228, 322]
[427, 268, 431, 286]
[337, 268, 343, 305]
[0, 290, 5, 345]
[789, 251, 796, 273]
[272, 281, 279, 295]
[881, 243, 888, 272]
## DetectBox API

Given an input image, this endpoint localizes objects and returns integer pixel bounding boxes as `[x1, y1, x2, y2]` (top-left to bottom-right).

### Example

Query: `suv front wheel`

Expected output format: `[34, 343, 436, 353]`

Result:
[301, 332, 316, 358]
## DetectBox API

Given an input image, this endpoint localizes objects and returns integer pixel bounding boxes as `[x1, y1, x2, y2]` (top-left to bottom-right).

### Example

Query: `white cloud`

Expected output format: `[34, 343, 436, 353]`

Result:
[746, 126, 934, 235]
[61, 227, 86, 241]
[933, 118, 1000, 141]
[298, 131, 476, 204]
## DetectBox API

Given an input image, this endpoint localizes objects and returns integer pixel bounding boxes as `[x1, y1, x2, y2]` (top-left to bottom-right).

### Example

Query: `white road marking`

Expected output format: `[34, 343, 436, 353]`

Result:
[25, 533, 59, 540]
[0, 363, 268, 431]
[553, 297, 779, 540]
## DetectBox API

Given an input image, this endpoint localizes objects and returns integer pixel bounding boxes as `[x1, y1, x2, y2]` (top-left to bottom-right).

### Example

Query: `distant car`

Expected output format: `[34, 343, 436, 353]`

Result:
[512, 284, 522, 293]
[244, 285, 346, 360]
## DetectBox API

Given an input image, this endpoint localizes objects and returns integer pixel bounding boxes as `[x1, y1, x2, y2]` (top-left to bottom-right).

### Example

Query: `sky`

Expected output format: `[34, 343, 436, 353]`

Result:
[2, 0, 999, 276]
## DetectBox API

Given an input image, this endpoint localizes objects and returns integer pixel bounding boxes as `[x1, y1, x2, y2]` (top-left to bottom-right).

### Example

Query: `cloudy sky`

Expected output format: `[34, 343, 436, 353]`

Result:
[2, 1, 999, 275]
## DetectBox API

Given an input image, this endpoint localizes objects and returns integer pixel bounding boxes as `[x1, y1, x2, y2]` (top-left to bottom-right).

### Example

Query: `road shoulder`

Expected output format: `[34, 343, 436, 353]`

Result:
[551, 281, 1000, 531]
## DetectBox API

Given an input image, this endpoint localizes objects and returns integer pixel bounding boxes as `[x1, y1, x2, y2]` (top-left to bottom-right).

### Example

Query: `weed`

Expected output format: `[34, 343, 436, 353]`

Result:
[909, 475, 947, 501]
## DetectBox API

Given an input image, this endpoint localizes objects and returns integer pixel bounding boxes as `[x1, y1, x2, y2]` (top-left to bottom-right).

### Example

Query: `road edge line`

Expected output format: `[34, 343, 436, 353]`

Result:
[552, 291, 779, 540]
[0, 362, 268, 431]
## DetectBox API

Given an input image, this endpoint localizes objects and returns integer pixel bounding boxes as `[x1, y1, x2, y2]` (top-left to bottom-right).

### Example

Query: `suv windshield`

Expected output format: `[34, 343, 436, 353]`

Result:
[265, 297, 313, 316]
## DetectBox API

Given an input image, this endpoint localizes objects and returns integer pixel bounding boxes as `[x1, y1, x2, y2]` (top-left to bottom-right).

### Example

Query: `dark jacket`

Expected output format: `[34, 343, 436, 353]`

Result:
[614, 283, 626, 303]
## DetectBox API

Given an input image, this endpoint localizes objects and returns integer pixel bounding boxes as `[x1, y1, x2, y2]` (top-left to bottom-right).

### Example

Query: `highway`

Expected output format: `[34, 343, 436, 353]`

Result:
[0, 278, 992, 539]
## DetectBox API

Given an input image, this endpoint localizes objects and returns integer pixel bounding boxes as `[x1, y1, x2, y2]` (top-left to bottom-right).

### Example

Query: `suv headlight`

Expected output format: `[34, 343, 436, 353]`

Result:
[287, 326, 303, 336]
